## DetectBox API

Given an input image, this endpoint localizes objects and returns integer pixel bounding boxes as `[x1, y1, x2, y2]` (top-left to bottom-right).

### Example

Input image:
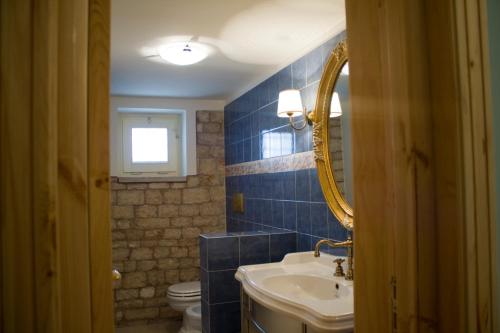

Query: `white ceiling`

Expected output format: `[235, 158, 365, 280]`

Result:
[111, 0, 346, 102]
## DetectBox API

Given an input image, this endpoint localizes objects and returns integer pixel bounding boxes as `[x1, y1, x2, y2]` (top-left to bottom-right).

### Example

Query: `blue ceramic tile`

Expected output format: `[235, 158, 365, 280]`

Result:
[253, 199, 263, 223]
[248, 88, 259, 113]
[251, 135, 260, 161]
[261, 174, 274, 199]
[242, 117, 252, 140]
[310, 169, 325, 202]
[292, 57, 307, 89]
[278, 65, 293, 92]
[209, 269, 239, 304]
[251, 111, 259, 137]
[283, 201, 297, 231]
[257, 81, 270, 108]
[297, 202, 311, 234]
[295, 169, 310, 201]
[271, 173, 284, 200]
[230, 120, 242, 143]
[245, 198, 254, 222]
[239, 234, 270, 265]
[226, 220, 241, 233]
[238, 141, 245, 164]
[261, 200, 273, 226]
[259, 132, 269, 159]
[268, 74, 279, 103]
[328, 210, 348, 241]
[280, 126, 295, 156]
[207, 236, 239, 270]
[202, 300, 210, 333]
[258, 103, 276, 134]
[306, 46, 324, 84]
[243, 138, 251, 163]
[210, 302, 241, 333]
[226, 198, 231, 219]
[297, 233, 312, 252]
[201, 268, 209, 302]
[199, 236, 207, 269]
[271, 200, 284, 229]
[295, 123, 309, 153]
[310, 203, 328, 238]
[270, 232, 297, 262]
[283, 171, 296, 201]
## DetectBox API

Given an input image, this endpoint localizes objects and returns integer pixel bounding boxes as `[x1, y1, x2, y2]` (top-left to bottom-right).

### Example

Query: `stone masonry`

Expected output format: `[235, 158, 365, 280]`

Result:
[112, 111, 226, 326]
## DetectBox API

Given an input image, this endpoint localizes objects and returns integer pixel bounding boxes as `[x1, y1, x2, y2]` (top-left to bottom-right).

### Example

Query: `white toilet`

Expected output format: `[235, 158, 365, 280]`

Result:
[167, 281, 202, 333]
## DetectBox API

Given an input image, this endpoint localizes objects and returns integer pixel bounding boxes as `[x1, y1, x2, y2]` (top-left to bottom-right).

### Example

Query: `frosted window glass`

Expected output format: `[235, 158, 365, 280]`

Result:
[131, 128, 168, 163]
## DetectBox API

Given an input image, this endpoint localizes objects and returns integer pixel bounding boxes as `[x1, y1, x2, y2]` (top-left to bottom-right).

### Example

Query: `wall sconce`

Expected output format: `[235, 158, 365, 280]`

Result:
[277, 89, 315, 130]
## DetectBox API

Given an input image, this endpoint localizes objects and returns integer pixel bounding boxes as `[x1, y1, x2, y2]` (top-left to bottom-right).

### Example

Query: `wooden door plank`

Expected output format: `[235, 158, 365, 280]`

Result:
[0, 0, 36, 331]
[32, 0, 61, 331]
[88, 0, 114, 331]
[57, 0, 92, 331]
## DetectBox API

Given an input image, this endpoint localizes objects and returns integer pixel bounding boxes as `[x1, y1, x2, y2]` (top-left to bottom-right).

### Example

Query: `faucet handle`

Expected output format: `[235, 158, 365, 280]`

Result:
[333, 259, 345, 277]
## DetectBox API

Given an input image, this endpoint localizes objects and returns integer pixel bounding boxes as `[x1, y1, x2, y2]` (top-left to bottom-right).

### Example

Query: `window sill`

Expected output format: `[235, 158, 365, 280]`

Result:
[117, 176, 187, 183]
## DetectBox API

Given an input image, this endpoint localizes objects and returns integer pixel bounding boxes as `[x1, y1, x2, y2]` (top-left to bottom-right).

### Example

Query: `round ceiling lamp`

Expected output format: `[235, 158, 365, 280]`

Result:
[157, 42, 209, 66]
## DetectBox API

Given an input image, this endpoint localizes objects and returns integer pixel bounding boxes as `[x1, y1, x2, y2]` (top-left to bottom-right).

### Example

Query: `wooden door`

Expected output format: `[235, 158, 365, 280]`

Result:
[346, 0, 497, 332]
[0, 0, 114, 332]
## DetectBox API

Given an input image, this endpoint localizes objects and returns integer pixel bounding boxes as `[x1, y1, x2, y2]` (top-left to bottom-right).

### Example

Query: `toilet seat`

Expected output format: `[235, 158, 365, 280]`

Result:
[167, 281, 201, 297]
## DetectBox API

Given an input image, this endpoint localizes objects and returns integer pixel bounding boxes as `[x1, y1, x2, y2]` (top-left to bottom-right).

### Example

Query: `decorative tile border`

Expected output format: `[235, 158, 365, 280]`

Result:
[225, 151, 315, 177]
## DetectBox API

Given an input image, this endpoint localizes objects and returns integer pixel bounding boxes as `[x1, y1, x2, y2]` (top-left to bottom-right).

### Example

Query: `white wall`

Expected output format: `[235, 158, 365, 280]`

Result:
[110, 96, 225, 177]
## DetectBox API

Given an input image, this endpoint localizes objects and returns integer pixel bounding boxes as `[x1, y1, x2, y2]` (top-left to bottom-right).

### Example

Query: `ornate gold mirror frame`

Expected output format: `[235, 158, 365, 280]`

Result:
[312, 40, 353, 230]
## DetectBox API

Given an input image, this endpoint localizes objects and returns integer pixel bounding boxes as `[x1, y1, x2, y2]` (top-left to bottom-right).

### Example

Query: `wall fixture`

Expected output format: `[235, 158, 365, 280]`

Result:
[277, 89, 315, 130]
[157, 41, 209, 66]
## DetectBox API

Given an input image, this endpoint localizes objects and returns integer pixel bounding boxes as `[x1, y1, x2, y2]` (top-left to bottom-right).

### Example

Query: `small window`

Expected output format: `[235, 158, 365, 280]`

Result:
[121, 114, 180, 175]
[131, 128, 169, 163]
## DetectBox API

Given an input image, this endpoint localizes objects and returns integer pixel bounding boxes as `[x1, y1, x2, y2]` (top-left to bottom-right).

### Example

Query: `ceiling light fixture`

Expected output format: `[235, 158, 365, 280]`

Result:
[157, 42, 209, 66]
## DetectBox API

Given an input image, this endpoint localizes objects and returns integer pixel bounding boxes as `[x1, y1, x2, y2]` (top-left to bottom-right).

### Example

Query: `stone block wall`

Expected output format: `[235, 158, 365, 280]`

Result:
[112, 111, 226, 326]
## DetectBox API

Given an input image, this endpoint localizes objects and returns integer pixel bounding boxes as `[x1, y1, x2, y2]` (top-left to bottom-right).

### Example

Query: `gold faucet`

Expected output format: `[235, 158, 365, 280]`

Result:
[314, 236, 353, 281]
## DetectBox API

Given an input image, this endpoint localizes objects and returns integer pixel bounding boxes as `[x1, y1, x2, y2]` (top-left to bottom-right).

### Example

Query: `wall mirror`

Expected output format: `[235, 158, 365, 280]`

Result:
[313, 40, 353, 230]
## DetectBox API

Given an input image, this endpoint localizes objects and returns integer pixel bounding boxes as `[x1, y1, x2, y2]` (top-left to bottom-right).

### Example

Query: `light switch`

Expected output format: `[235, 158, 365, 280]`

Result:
[232, 193, 244, 213]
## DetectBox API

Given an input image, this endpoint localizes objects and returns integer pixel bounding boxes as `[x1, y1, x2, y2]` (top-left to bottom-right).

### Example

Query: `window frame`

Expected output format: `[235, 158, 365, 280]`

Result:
[120, 113, 181, 176]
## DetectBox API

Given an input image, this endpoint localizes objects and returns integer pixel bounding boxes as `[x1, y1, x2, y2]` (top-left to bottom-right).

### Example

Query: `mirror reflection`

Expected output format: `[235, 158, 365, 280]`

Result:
[328, 61, 353, 206]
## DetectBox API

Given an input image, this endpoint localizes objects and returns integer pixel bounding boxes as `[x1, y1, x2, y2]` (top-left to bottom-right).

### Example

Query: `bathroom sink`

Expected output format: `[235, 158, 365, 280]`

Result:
[235, 251, 353, 332]
[262, 274, 350, 301]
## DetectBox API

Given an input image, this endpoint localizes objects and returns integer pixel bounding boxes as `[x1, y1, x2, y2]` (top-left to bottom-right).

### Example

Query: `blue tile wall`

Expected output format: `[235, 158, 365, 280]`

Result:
[200, 231, 297, 333]
[223, 30, 350, 254]
[226, 170, 350, 255]
[210, 30, 351, 333]
[224, 31, 347, 165]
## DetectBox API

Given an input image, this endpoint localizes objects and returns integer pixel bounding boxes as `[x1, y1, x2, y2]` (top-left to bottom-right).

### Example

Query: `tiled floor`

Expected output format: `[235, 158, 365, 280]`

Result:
[116, 321, 182, 333]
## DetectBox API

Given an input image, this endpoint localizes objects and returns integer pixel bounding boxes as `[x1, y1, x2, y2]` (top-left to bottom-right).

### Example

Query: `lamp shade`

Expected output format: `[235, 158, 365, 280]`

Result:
[277, 89, 304, 118]
[330, 92, 342, 118]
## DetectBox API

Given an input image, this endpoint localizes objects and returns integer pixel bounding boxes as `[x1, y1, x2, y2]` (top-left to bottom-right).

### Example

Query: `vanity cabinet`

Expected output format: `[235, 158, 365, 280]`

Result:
[241, 289, 344, 333]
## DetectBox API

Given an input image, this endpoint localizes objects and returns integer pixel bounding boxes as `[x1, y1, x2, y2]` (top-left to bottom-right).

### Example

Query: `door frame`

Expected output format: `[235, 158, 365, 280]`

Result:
[346, 0, 497, 331]
[2, 0, 497, 331]
[1, 0, 113, 331]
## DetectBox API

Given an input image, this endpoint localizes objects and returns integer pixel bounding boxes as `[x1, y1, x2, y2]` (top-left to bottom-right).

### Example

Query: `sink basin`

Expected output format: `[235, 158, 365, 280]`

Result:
[262, 274, 350, 301]
[235, 251, 353, 332]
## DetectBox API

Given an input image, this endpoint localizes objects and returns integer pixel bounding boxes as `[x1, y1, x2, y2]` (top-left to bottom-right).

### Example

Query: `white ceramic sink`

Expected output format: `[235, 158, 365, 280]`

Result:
[235, 251, 353, 332]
